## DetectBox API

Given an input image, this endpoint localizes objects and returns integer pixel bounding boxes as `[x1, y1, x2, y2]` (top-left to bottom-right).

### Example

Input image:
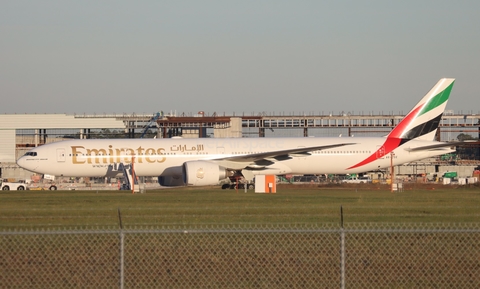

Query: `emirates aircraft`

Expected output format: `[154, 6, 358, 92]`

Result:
[17, 78, 460, 187]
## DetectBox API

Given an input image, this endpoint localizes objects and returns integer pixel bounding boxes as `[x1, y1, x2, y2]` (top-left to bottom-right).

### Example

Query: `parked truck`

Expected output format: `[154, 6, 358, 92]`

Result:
[341, 176, 372, 184]
[1, 179, 28, 190]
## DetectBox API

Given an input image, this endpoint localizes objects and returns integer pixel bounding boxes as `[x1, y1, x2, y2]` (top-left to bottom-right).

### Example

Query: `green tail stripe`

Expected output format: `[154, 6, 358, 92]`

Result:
[419, 81, 454, 116]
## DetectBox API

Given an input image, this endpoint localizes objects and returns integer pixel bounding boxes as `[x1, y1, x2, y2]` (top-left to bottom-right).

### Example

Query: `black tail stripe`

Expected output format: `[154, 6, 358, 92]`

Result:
[399, 138, 410, 146]
[402, 113, 443, 140]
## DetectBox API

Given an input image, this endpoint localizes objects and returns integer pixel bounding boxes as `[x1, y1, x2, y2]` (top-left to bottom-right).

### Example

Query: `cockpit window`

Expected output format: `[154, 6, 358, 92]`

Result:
[24, 152, 37, 157]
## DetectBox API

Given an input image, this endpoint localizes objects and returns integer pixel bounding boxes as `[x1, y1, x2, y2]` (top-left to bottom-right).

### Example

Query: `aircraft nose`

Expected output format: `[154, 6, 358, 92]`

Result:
[17, 156, 38, 172]
[16, 156, 25, 167]
[17, 157, 25, 169]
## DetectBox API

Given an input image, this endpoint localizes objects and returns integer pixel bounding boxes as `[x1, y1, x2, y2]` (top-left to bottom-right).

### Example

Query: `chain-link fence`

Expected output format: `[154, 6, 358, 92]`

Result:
[1, 224, 479, 288]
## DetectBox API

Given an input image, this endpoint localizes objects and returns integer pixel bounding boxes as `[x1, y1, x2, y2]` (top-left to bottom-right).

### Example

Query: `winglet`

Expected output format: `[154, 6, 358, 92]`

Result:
[387, 78, 455, 141]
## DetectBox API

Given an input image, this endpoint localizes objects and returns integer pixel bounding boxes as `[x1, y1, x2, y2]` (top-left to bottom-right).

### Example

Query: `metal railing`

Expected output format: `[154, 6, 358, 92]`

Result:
[1, 224, 479, 288]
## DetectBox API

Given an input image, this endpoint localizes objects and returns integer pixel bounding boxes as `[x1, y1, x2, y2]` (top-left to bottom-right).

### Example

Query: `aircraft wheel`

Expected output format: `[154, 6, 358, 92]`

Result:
[247, 184, 255, 190]
[221, 184, 230, 190]
[49, 186, 57, 191]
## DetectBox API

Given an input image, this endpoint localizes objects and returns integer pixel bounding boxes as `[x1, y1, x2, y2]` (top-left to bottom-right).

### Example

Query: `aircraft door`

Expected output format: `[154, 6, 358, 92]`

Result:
[56, 148, 66, 162]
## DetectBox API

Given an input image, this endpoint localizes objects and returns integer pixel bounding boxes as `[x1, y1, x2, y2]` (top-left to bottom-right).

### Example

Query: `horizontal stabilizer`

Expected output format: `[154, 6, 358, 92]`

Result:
[404, 141, 473, 152]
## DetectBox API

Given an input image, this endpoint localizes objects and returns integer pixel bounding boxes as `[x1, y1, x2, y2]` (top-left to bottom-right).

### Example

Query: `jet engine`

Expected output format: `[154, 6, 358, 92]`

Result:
[182, 161, 228, 186]
[158, 175, 185, 187]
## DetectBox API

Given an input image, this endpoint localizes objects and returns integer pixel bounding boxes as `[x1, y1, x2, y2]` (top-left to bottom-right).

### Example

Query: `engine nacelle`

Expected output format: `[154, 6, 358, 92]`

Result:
[158, 176, 185, 187]
[182, 161, 228, 186]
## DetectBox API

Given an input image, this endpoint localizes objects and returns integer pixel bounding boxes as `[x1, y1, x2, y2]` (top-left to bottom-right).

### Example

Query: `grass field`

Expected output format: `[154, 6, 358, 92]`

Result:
[1, 183, 480, 287]
[1, 183, 479, 229]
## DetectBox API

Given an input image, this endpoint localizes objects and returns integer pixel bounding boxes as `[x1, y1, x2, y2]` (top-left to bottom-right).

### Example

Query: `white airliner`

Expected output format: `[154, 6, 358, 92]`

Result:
[17, 78, 460, 187]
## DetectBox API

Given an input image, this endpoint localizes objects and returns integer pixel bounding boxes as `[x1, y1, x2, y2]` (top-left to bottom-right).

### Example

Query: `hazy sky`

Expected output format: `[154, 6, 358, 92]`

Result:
[2, 1, 479, 115]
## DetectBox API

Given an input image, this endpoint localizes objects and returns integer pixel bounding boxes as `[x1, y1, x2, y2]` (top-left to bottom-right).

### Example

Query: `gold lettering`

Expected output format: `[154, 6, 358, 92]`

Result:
[145, 148, 156, 163]
[157, 148, 166, 163]
[71, 146, 85, 164]
[108, 145, 114, 164]
[124, 148, 134, 163]
[115, 148, 123, 163]
[86, 148, 108, 164]
[137, 146, 145, 163]
[71, 145, 169, 165]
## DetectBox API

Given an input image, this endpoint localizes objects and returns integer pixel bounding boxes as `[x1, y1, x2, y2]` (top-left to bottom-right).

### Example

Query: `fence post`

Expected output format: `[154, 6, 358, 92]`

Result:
[118, 208, 125, 289]
[340, 206, 345, 289]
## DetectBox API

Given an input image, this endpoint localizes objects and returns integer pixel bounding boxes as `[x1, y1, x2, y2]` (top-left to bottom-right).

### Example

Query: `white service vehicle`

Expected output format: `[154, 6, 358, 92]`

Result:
[342, 176, 372, 184]
[1, 179, 28, 190]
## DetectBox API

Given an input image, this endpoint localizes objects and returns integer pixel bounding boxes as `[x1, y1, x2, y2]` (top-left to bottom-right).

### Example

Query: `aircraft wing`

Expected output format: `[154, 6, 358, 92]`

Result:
[216, 143, 356, 163]
[404, 141, 473, 152]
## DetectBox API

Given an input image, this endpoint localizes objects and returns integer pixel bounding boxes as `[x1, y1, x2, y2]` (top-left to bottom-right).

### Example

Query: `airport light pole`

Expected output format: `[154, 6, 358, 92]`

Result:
[131, 154, 135, 194]
[390, 152, 395, 193]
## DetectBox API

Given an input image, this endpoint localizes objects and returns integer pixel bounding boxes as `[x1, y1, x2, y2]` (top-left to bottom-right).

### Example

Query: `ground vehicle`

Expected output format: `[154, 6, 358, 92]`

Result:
[342, 176, 372, 184]
[221, 176, 255, 190]
[27, 184, 58, 190]
[442, 172, 458, 179]
[1, 179, 27, 190]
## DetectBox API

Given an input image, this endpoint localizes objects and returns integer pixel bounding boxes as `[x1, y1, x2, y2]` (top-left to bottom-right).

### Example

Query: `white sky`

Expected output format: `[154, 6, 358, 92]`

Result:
[1, 1, 479, 115]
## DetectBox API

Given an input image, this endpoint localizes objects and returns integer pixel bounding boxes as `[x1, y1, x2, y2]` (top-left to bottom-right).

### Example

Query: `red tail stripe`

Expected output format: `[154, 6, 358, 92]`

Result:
[347, 137, 402, 169]
[347, 104, 424, 170]
[387, 105, 422, 139]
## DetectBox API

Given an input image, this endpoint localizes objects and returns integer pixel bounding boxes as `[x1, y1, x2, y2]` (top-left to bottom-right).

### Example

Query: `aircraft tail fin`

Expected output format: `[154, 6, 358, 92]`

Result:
[348, 78, 455, 170]
[387, 78, 455, 141]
